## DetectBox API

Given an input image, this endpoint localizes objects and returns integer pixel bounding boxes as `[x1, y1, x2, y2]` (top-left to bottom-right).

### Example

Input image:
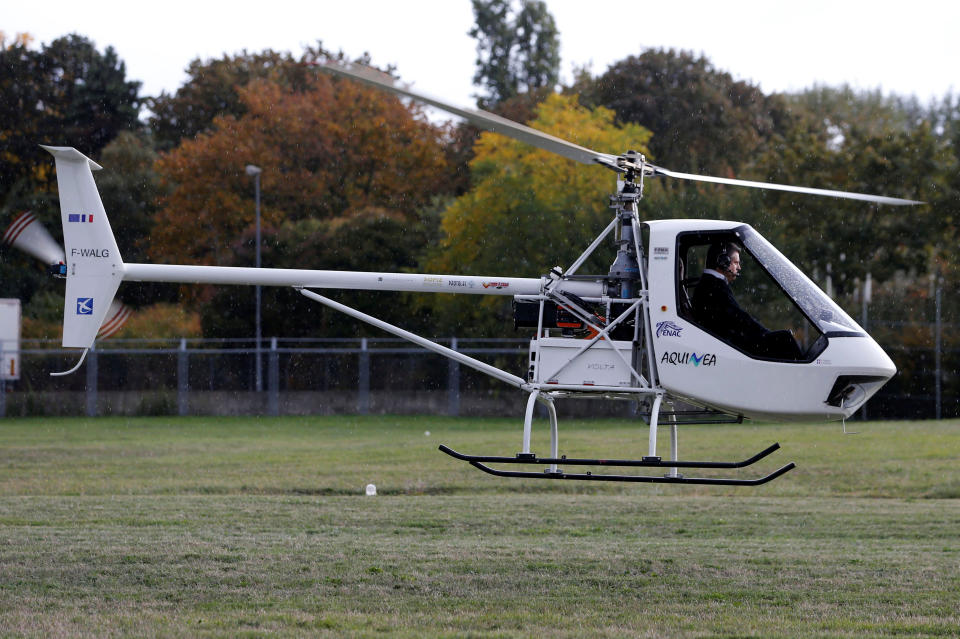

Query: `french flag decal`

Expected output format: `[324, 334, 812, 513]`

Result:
[67, 214, 94, 223]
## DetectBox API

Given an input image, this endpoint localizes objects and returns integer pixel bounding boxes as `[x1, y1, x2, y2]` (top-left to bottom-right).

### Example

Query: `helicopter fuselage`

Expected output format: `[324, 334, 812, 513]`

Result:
[645, 219, 895, 421]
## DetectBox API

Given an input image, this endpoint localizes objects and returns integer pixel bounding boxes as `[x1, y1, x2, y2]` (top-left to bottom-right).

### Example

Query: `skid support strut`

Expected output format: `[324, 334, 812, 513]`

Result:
[521, 391, 559, 473]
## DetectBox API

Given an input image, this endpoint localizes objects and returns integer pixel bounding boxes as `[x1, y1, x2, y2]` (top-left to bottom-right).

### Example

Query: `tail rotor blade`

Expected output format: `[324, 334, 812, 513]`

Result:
[97, 299, 133, 339]
[2, 211, 66, 264]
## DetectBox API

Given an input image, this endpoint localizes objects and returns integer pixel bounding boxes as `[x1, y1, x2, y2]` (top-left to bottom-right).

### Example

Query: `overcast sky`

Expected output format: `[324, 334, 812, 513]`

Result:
[4, 0, 958, 115]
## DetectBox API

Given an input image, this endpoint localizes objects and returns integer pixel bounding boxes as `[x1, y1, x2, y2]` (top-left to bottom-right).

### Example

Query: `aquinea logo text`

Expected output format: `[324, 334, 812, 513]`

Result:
[660, 351, 717, 367]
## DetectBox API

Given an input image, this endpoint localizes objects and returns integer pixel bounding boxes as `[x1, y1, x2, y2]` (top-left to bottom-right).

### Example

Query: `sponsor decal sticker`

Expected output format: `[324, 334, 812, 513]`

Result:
[655, 321, 683, 338]
[659, 351, 717, 367]
[653, 246, 670, 261]
[481, 281, 509, 289]
[422, 276, 443, 286]
[67, 213, 94, 223]
[76, 298, 94, 315]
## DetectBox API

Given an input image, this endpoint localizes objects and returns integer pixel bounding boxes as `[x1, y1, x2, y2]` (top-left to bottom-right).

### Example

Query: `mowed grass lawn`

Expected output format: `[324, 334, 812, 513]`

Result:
[0, 415, 958, 637]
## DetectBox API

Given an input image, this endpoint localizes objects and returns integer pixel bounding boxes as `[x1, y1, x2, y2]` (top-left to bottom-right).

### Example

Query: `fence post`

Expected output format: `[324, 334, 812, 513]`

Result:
[448, 337, 460, 416]
[268, 337, 279, 416]
[935, 275, 942, 420]
[178, 338, 189, 416]
[358, 338, 370, 414]
[86, 344, 98, 417]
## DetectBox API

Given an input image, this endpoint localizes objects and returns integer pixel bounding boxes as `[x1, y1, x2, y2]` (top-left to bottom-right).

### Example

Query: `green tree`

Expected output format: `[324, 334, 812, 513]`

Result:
[0, 33, 141, 306]
[426, 93, 650, 334]
[39, 34, 142, 152]
[469, 0, 560, 109]
[748, 87, 949, 292]
[0, 34, 141, 195]
[583, 48, 789, 176]
[931, 93, 960, 287]
[95, 132, 179, 308]
[201, 207, 442, 338]
[96, 132, 162, 262]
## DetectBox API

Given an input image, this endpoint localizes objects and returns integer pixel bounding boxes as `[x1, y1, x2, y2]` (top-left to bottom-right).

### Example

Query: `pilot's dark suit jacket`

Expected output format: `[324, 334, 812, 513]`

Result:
[691, 273, 769, 353]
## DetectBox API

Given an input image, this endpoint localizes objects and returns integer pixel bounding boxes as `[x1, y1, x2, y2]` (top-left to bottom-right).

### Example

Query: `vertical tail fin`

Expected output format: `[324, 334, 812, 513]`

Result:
[42, 146, 124, 349]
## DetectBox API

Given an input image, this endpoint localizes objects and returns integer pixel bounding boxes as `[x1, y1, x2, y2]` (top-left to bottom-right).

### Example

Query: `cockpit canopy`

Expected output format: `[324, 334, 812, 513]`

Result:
[676, 225, 863, 362]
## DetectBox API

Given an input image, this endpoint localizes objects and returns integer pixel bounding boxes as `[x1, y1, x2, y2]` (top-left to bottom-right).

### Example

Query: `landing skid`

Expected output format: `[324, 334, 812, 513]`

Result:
[439, 444, 796, 486]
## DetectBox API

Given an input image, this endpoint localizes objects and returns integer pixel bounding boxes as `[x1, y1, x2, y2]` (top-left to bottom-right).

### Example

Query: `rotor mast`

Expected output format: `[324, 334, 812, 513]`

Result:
[607, 151, 647, 299]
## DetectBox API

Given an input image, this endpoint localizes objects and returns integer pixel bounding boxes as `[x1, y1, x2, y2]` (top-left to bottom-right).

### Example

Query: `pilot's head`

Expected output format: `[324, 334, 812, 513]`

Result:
[707, 242, 742, 283]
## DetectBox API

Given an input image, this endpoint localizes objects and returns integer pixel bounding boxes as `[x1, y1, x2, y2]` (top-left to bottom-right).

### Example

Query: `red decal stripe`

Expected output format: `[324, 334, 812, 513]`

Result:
[98, 305, 133, 339]
[2, 211, 35, 246]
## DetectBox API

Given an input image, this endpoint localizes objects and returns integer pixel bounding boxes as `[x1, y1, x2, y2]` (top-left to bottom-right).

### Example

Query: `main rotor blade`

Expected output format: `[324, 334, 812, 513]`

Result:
[652, 166, 922, 206]
[316, 60, 619, 169]
[318, 61, 920, 206]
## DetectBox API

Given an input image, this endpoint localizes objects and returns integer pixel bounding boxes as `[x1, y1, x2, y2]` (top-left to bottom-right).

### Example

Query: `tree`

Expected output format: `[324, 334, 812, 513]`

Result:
[469, 0, 560, 109]
[96, 132, 162, 262]
[39, 35, 142, 152]
[150, 70, 452, 337]
[748, 87, 950, 292]
[426, 93, 651, 334]
[0, 34, 141, 307]
[584, 48, 788, 176]
[95, 131, 181, 308]
[0, 34, 141, 196]
[200, 207, 442, 338]
[150, 73, 449, 268]
[146, 49, 312, 150]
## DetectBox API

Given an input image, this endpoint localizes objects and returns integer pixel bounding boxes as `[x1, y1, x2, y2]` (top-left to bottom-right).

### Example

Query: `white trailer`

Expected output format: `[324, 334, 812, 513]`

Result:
[0, 298, 20, 381]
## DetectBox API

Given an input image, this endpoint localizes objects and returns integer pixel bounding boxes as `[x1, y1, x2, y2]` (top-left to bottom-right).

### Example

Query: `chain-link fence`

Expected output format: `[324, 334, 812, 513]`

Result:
[1, 326, 956, 419]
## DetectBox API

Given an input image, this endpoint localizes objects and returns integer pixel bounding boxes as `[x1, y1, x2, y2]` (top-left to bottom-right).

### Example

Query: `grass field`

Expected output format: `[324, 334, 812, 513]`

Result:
[0, 415, 958, 637]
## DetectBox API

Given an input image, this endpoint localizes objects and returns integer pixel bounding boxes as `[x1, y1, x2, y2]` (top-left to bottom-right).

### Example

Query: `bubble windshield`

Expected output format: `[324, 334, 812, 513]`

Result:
[737, 226, 862, 335]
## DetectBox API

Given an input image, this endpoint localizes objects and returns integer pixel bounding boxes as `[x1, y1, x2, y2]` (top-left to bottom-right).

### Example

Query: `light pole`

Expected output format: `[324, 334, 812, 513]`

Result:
[245, 164, 263, 392]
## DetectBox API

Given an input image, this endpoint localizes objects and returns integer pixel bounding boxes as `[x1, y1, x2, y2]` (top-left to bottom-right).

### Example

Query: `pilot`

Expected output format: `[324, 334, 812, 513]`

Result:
[692, 242, 802, 360]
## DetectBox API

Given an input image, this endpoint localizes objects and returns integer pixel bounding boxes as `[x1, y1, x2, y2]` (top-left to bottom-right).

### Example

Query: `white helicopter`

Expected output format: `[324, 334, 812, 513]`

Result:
[37, 60, 919, 486]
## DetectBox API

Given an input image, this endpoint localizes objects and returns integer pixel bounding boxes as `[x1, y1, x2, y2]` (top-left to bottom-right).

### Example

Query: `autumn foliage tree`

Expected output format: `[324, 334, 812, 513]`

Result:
[146, 49, 315, 150]
[150, 72, 449, 267]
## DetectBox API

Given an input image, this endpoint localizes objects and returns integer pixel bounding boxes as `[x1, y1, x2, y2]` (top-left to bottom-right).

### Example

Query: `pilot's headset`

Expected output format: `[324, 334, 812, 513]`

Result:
[712, 242, 740, 279]
[715, 244, 732, 272]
